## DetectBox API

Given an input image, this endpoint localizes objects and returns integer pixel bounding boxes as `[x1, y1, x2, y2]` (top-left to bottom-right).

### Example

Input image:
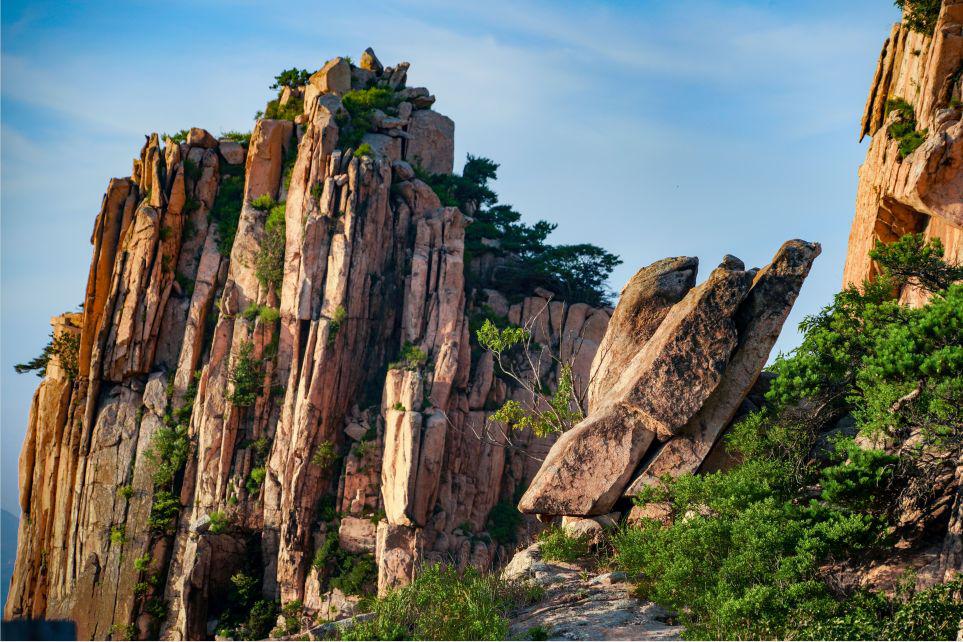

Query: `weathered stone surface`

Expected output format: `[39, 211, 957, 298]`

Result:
[376, 522, 420, 596]
[339, 516, 377, 554]
[218, 140, 246, 165]
[844, 4, 963, 298]
[305, 56, 352, 109]
[405, 109, 454, 175]
[187, 127, 218, 149]
[625, 240, 820, 495]
[360, 47, 383, 73]
[587, 256, 697, 412]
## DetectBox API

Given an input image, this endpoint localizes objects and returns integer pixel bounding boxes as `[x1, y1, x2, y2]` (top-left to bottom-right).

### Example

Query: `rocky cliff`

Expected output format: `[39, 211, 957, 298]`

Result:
[844, 0, 963, 304]
[4, 51, 611, 639]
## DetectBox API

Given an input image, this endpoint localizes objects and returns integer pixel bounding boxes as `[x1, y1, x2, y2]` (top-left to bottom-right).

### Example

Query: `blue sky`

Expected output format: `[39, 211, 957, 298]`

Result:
[0, 0, 899, 514]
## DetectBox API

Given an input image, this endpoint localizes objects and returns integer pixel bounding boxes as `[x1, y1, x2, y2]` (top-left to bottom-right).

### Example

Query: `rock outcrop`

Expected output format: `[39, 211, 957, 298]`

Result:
[4, 50, 613, 639]
[519, 242, 818, 517]
[844, 0, 963, 304]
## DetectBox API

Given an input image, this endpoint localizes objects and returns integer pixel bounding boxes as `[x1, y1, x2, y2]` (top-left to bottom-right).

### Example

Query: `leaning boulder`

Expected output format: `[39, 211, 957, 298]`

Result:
[587, 257, 698, 413]
[624, 240, 820, 495]
[518, 258, 752, 516]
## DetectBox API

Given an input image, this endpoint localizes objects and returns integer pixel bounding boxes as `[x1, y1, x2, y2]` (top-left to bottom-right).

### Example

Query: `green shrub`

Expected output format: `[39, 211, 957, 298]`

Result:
[110, 525, 127, 545]
[388, 341, 428, 370]
[895, 0, 942, 34]
[246, 466, 266, 495]
[354, 142, 374, 158]
[264, 96, 304, 122]
[271, 68, 311, 90]
[537, 526, 589, 562]
[220, 130, 252, 145]
[14, 330, 80, 380]
[338, 564, 542, 641]
[208, 511, 229, 534]
[869, 233, 963, 293]
[147, 423, 190, 488]
[327, 305, 347, 345]
[165, 129, 190, 144]
[311, 440, 337, 468]
[337, 87, 401, 150]
[255, 203, 286, 291]
[251, 194, 275, 211]
[886, 97, 928, 159]
[210, 174, 244, 256]
[148, 490, 181, 533]
[227, 340, 261, 407]
[134, 553, 151, 573]
[117, 484, 133, 501]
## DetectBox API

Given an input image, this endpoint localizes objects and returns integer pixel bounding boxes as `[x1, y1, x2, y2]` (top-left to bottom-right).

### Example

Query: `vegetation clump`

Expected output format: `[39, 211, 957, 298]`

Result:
[388, 341, 428, 370]
[336, 87, 402, 150]
[14, 330, 80, 380]
[418, 156, 621, 306]
[210, 174, 244, 256]
[537, 526, 589, 563]
[338, 564, 542, 641]
[885, 97, 928, 159]
[227, 340, 261, 407]
[255, 203, 286, 291]
[895, 0, 942, 34]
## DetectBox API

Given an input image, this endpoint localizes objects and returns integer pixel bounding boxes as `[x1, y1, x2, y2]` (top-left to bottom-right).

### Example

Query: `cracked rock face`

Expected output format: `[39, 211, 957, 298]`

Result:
[519, 242, 818, 518]
[844, 1, 963, 304]
[4, 50, 613, 638]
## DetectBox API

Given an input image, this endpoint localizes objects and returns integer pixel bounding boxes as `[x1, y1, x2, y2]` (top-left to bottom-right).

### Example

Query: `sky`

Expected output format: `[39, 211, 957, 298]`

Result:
[0, 0, 900, 515]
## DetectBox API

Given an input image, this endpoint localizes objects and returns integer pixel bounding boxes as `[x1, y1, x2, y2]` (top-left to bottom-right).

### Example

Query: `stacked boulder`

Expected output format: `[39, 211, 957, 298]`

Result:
[519, 241, 820, 517]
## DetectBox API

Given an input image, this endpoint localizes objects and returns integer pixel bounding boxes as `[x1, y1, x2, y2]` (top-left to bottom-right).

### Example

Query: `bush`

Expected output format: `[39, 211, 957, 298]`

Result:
[210, 174, 244, 256]
[338, 564, 542, 641]
[537, 526, 589, 562]
[885, 97, 928, 159]
[388, 341, 428, 370]
[148, 490, 181, 533]
[311, 535, 378, 596]
[327, 305, 347, 346]
[895, 0, 942, 34]
[353, 142, 374, 158]
[311, 440, 337, 468]
[246, 466, 266, 495]
[147, 424, 190, 488]
[208, 511, 229, 534]
[220, 130, 252, 145]
[337, 87, 401, 150]
[110, 525, 127, 545]
[165, 129, 190, 144]
[264, 96, 304, 122]
[255, 203, 286, 291]
[15, 330, 80, 380]
[227, 340, 261, 407]
[251, 194, 275, 211]
[271, 67, 311, 90]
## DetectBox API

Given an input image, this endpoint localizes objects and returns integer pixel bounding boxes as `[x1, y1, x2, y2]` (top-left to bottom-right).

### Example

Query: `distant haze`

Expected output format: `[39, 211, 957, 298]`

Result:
[0, 0, 899, 514]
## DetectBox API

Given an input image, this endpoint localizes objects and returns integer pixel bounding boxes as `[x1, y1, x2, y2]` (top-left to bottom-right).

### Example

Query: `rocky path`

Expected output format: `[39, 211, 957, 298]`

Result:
[503, 544, 683, 641]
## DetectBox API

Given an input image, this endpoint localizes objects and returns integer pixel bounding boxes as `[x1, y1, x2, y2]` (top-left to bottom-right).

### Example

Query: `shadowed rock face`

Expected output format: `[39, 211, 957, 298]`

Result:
[4, 51, 614, 637]
[519, 242, 820, 518]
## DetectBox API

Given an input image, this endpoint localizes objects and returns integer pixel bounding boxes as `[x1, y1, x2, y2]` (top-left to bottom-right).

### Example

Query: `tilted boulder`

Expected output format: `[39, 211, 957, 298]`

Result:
[624, 240, 821, 495]
[587, 256, 698, 413]
[518, 258, 753, 516]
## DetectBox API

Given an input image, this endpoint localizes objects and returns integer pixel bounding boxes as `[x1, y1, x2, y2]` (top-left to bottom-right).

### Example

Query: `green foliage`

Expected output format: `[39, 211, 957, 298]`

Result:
[246, 466, 266, 495]
[869, 233, 963, 293]
[354, 142, 374, 158]
[216, 571, 278, 640]
[537, 526, 589, 562]
[264, 95, 304, 122]
[147, 423, 190, 488]
[485, 501, 523, 544]
[118, 484, 133, 501]
[220, 130, 252, 145]
[210, 174, 244, 256]
[271, 67, 311, 90]
[227, 340, 261, 407]
[255, 203, 286, 291]
[110, 524, 127, 545]
[134, 553, 151, 573]
[336, 87, 401, 149]
[208, 511, 229, 534]
[476, 319, 529, 354]
[327, 304, 347, 345]
[166, 129, 190, 144]
[338, 564, 542, 641]
[148, 490, 181, 533]
[388, 341, 428, 370]
[894, 0, 942, 34]
[15, 330, 80, 380]
[311, 440, 337, 468]
[418, 156, 621, 305]
[886, 97, 928, 159]
[251, 194, 275, 211]
[242, 302, 280, 325]
[392, 401, 406, 412]
[313, 535, 377, 596]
